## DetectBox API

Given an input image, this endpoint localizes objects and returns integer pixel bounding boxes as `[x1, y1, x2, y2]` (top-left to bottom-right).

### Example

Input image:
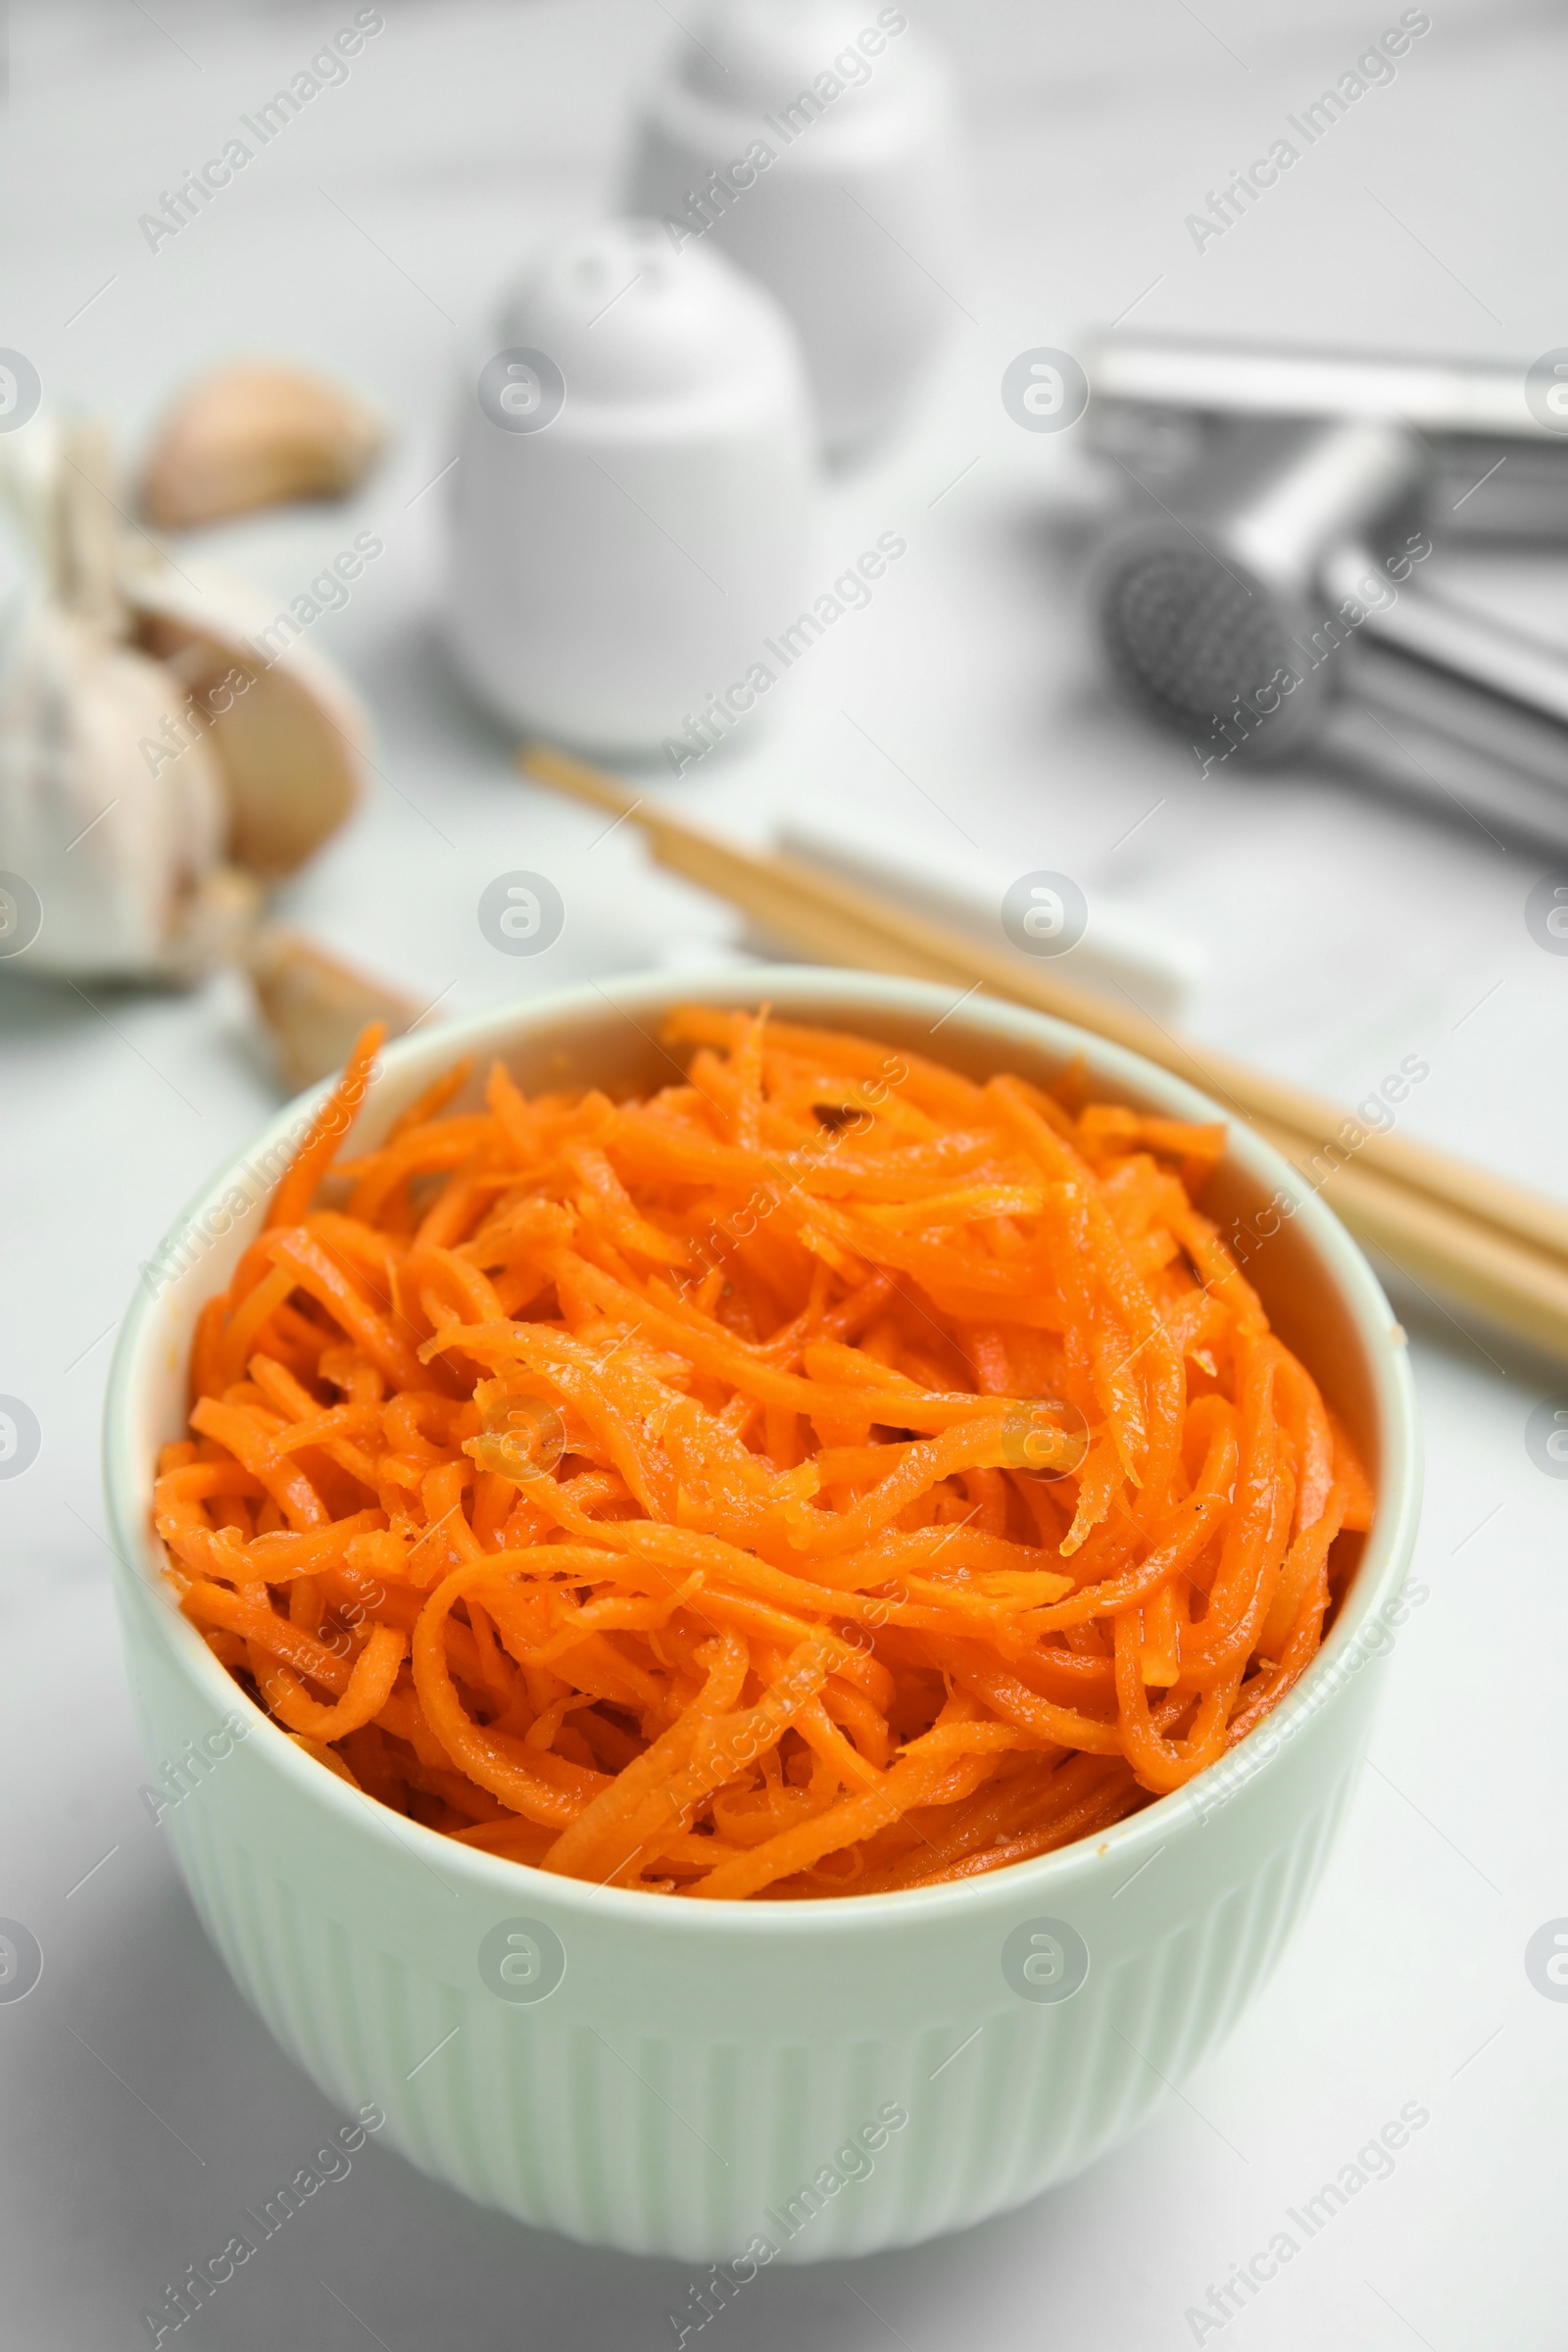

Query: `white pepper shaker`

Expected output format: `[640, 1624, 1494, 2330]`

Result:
[446, 219, 814, 759]
[623, 0, 963, 457]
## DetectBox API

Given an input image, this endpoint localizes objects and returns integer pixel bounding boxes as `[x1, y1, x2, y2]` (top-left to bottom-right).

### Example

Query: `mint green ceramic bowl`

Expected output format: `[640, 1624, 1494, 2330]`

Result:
[103, 971, 1420, 2261]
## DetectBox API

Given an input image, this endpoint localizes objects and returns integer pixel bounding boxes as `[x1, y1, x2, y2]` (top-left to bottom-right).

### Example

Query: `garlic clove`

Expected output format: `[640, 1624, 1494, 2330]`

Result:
[123, 552, 365, 877]
[243, 924, 423, 1093]
[140, 364, 387, 528]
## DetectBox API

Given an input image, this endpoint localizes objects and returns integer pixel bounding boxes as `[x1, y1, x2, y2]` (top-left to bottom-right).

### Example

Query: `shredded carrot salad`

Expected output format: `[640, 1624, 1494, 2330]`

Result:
[153, 1010, 1373, 1898]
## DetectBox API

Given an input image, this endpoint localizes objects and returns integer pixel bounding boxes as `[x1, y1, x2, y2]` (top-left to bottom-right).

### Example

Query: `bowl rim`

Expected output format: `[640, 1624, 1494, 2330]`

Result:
[103, 966, 1422, 1938]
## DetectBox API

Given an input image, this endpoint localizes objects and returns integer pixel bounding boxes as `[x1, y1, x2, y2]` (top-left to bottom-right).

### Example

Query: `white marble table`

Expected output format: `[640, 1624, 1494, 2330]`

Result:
[1, 2, 1562, 2344]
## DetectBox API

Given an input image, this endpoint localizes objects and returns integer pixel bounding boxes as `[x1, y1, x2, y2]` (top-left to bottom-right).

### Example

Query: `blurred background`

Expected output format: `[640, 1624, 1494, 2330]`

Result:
[2, 2, 1564, 2345]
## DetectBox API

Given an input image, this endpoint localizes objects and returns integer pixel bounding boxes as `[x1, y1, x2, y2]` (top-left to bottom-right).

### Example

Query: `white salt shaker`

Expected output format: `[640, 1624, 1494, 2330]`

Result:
[446, 219, 814, 757]
[623, 0, 963, 457]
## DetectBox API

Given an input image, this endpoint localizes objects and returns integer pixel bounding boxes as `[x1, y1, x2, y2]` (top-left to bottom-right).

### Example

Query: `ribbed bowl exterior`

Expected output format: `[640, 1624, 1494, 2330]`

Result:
[105, 973, 1420, 2262]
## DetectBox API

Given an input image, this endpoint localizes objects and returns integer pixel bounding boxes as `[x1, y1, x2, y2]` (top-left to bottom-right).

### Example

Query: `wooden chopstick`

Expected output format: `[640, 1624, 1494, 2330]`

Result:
[519, 740, 1568, 1361]
[1246, 1114, 1568, 1360]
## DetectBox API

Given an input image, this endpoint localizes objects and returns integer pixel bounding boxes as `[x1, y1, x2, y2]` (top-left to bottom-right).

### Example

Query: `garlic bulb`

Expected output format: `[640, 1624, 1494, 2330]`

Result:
[0, 417, 235, 976]
[0, 603, 233, 974]
[0, 413, 368, 971]
[0, 409, 420, 1087]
